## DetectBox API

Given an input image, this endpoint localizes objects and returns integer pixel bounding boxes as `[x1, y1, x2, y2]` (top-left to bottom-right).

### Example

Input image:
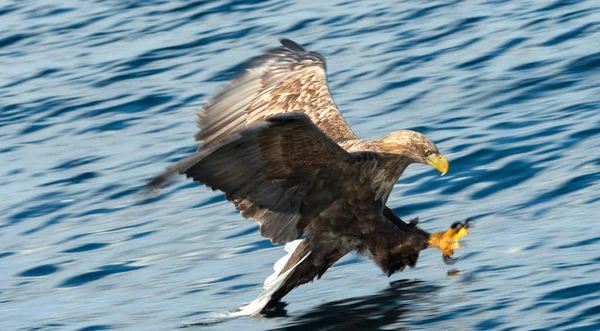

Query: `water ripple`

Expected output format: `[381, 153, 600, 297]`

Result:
[59, 264, 145, 288]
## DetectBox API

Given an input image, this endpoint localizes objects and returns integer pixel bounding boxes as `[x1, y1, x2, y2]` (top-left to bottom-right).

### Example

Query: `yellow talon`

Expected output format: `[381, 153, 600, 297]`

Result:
[428, 219, 471, 262]
[449, 242, 462, 250]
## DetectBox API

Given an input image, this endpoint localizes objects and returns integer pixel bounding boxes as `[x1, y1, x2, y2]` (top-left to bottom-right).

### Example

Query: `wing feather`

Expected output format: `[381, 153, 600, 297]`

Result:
[195, 39, 357, 146]
[153, 113, 354, 244]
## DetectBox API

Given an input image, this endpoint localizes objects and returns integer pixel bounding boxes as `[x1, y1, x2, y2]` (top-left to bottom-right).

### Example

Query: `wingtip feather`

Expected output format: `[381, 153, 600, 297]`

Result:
[279, 38, 306, 52]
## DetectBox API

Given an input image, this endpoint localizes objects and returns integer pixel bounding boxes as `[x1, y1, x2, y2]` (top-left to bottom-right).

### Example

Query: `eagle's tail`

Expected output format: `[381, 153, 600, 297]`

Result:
[229, 239, 309, 317]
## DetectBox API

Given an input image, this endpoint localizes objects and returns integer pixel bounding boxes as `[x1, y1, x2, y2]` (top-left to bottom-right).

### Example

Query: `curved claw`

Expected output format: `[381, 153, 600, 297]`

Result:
[443, 255, 459, 265]
[452, 218, 475, 229]
[464, 218, 475, 229]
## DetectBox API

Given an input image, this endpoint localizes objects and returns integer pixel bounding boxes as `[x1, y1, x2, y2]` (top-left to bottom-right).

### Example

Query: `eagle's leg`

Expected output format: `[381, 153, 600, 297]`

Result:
[427, 219, 472, 264]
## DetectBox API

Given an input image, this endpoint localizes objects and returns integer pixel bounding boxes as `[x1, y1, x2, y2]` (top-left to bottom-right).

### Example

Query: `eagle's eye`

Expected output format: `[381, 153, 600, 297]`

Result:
[424, 149, 433, 156]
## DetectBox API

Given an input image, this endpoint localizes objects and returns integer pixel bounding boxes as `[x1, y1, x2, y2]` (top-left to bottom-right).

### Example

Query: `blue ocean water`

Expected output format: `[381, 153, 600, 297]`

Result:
[1, 0, 600, 330]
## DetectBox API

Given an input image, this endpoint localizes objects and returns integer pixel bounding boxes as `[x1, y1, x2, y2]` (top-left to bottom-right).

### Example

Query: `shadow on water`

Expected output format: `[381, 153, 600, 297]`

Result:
[179, 279, 438, 329]
[270, 279, 439, 331]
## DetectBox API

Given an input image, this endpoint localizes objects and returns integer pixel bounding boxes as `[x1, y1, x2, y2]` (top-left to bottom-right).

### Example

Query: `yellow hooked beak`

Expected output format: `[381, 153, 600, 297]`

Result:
[425, 153, 449, 176]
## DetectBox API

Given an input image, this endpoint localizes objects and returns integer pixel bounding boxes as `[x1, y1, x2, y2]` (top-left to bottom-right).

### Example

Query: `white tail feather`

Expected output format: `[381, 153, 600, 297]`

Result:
[230, 239, 306, 317]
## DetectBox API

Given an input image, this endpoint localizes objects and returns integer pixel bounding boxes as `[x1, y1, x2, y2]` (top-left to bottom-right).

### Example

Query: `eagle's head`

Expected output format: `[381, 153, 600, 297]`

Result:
[379, 130, 449, 175]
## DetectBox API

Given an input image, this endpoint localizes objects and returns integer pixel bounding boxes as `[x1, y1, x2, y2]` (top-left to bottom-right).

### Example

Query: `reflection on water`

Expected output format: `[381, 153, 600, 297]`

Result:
[1, 0, 600, 330]
[272, 280, 438, 331]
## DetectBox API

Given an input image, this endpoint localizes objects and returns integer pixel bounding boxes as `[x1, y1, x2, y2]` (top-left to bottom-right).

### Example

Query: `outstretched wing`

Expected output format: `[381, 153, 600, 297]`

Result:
[195, 38, 357, 147]
[152, 113, 358, 244]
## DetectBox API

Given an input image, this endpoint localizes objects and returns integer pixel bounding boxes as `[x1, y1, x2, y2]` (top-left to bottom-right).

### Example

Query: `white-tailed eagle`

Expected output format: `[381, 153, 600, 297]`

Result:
[150, 39, 470, 315]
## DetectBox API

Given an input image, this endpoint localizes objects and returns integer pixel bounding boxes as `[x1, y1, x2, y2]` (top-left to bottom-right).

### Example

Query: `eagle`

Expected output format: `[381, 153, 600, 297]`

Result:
[150, 38, 470, 315]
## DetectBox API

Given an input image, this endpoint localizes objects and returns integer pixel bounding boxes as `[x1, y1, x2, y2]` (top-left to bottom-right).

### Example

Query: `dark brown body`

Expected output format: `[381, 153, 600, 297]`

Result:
[266, 212, 430, 311]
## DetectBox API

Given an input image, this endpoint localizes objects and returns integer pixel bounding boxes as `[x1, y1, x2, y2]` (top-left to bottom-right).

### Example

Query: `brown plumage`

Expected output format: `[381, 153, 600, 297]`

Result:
[150, 39, 469, 313]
